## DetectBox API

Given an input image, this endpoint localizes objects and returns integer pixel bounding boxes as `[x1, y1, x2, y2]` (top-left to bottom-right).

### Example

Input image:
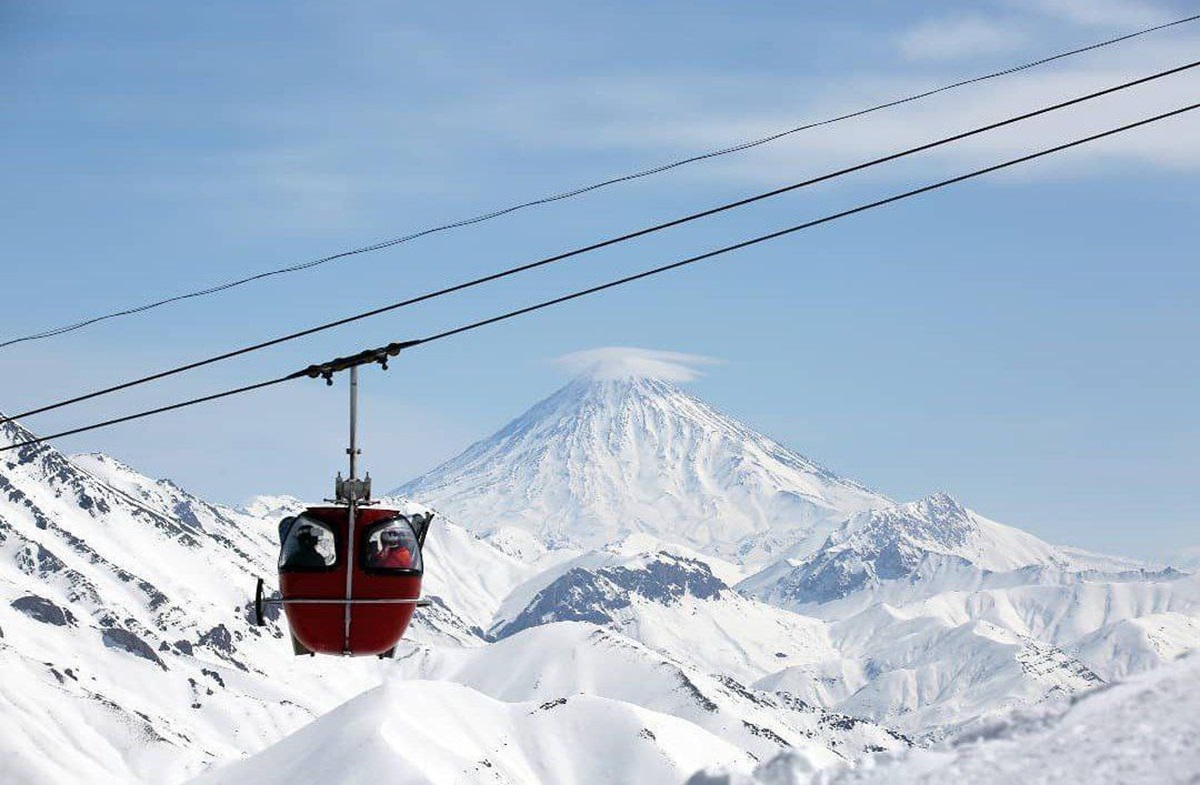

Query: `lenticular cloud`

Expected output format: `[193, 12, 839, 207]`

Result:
[555, 347, 721, 382]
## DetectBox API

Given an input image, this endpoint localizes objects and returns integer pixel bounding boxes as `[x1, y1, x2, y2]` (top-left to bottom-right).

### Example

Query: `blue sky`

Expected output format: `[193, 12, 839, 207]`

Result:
[1, 0, 1197, 561]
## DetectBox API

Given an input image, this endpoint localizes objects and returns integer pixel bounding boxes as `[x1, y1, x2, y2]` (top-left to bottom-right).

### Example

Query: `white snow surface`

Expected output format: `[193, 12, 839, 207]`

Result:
[188, 679, 755, 785]
[737, 494, 1198, 736]
[394, 375, 890, 563]
[687, 652, 1200, 785]
[389, 622, 907, 764]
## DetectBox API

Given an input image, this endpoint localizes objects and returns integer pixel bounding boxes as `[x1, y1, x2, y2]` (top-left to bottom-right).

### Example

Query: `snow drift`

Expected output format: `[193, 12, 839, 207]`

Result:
[688, 652, 1200, 785]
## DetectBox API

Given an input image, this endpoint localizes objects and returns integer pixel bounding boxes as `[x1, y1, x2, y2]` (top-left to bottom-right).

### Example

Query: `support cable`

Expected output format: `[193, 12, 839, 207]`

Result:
[3, 100, 1195, 454]
[2, 13, 1197, 350]
[3, 59, 1197, 426]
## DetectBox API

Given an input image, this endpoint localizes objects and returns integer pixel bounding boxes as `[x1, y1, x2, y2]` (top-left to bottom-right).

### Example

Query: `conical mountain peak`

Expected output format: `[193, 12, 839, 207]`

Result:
[395, 368, 890, 562]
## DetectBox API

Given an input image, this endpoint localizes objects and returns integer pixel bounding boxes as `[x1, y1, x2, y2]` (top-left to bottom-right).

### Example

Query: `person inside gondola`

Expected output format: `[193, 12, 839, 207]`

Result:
[285, 524, 330, 569]
[369, 526, 413, 570]
[278, 515, 296, 544]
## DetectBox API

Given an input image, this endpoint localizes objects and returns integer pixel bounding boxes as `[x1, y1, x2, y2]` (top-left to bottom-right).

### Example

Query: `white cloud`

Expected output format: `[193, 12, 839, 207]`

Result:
[1004, 0, 1172, 28]
[898, 16, 1028, 62]
[555, 347, 721, 383]
[547, 32, 1200, 186]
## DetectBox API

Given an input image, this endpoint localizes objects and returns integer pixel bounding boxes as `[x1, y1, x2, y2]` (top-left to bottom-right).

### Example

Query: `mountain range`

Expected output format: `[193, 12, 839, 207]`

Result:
[1, 363, 1197, 784]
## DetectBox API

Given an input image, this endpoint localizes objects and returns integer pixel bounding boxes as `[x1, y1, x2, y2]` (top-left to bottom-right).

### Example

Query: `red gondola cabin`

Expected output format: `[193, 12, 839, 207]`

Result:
[264, 504, 433, 657]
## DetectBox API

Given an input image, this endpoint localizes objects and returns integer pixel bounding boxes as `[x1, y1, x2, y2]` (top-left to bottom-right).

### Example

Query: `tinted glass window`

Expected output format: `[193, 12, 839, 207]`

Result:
[279, 515, 338, 570]
[363, 518, 422, 573]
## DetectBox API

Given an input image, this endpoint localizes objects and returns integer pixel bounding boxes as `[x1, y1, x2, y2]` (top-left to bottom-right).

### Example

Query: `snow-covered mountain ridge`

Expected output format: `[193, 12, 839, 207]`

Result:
[488, 541, 839, 682]
[738, 492, 1163, 611]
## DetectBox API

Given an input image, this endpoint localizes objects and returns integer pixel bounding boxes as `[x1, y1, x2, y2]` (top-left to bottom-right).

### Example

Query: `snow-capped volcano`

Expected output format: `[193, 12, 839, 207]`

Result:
[394, 371, 889, 563]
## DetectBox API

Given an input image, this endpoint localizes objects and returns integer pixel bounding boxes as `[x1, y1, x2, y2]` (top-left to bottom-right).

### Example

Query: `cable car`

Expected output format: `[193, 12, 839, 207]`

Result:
[254, 348, 433, 657]
[265, 499, 434, 656]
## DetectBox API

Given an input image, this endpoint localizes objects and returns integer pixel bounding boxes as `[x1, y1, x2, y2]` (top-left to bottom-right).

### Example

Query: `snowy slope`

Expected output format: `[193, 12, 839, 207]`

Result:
[0, 417, 369, 784]
[688, 652, 1200, 785]
[394, 373, 889, 563]
[190, 679, 756, 785]
[391, 623, 908, 764]
[1071, 608, 1200, 679]
[736, 495, 1199, 736]
[4, 415, 879, 785]
[753, 571, 1200, 738]
[0, 416, 529, 785]
[489, 540, 838, 682]
[771, 610, 1104, 737]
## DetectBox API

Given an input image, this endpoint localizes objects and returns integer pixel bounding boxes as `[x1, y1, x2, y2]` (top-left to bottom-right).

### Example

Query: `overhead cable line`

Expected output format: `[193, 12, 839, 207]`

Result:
[3, 100, 1196, 454]
[3, 59, 1197, 428]
[3, 13, 1198, 352]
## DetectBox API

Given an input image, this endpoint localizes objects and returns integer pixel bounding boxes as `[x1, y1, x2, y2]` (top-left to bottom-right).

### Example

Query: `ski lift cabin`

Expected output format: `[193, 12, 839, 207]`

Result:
[253, 344, 434, 657]
[269, 501, 433, 656]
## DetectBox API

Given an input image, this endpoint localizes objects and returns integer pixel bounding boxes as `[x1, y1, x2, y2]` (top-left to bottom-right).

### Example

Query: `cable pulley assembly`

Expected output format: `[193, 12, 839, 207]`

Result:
[292, 341, 422, 385]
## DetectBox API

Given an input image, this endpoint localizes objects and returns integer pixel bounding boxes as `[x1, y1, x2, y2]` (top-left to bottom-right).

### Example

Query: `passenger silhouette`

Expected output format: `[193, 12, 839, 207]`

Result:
[285, 525, 330, 569]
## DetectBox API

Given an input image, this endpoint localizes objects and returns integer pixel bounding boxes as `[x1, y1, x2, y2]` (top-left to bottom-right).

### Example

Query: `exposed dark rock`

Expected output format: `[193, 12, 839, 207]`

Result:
[198, 625, 249, 671]
[11, 595, 76, 626]
[773, 690, 813, 712]
[493, 554, 729, 639]
[716, 675, 772, 707]
[198, 624, 234, 655]
[172, 500, 206, 534]
[676, 673, 720, 713]
[101, 628, 167, 669]
[605, 555, 725, 603]
[741, 721, 789, 747]
[12, 541, 68, 576]
[493, 568, 628, 639]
